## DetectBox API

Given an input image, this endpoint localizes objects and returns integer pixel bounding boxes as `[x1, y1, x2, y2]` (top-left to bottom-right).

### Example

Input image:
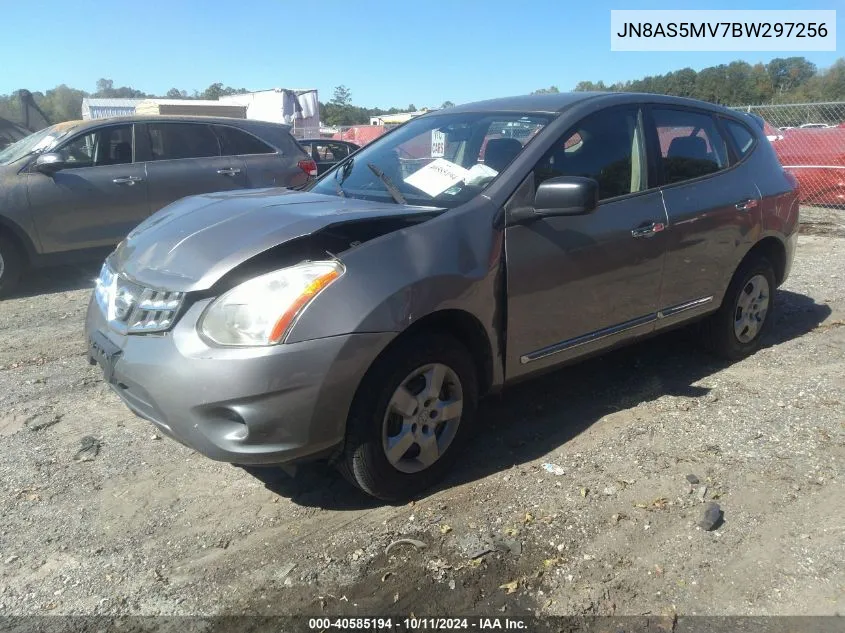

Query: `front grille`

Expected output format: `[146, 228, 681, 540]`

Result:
[126, 287, 184, 332]
[95, 263, 185, 334]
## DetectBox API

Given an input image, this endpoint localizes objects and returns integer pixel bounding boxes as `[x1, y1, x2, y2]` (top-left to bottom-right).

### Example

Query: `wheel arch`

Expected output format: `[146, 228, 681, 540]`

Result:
[742, 235, 787, 286]
[354, 308, 495, 402]
[0, 215, 36, 265]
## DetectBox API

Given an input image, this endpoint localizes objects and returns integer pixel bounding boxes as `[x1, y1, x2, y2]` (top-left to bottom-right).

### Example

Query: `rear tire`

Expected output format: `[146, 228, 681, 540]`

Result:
[338, 332, 478, 501]
[701, 255, 776, 360]
[0, 234, 22, 298]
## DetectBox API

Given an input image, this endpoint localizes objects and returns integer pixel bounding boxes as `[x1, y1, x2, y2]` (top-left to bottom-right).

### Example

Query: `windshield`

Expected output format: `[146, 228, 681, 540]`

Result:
[0, 122, 78, 166]
[310, 111, 553, 207]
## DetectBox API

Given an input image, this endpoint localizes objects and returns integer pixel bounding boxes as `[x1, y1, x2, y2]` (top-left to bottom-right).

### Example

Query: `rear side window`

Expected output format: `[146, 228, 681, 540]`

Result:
[214, 125, 275, 156]
[652, 108, 728, 185]
[723, 119, 756, 160]
[311, 142, 350, 161]
[325, 142, 350, 160]
[147, 123, 220, 161]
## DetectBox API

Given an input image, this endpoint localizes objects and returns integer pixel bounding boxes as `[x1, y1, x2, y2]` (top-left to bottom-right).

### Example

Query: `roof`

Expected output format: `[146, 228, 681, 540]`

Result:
[298, 138, 358, 144]
[446, 92, 602, 113]
[446, 92, 736, 115]
[136, 99, 242, 107]
[82, 98, 145, 108]
[50, 115, 291, 132]
[222, 88, 318, 95]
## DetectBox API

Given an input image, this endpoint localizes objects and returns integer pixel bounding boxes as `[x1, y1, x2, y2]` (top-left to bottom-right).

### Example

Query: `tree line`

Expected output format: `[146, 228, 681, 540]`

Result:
[0, 79, 451, 128]
[2, 57, 843, 128]
[571, 57, 845, 105]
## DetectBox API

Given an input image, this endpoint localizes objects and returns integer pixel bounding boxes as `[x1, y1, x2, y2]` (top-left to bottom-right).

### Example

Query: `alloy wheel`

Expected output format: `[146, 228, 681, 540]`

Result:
[382, 363, 464, 474]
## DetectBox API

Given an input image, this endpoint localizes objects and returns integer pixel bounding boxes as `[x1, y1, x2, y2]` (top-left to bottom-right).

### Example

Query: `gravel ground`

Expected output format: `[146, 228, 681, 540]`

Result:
[0, 207, 843, 618]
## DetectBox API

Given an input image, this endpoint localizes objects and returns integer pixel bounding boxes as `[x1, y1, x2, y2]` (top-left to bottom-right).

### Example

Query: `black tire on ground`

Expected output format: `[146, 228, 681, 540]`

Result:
[338, 332, 478, 501]
[701, 255, 776, 360]
[0, 233, 22, 298]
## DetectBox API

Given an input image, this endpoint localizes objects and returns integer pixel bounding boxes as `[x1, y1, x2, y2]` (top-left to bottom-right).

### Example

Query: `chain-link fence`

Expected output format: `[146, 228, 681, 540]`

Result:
[732, 102, 845, 207]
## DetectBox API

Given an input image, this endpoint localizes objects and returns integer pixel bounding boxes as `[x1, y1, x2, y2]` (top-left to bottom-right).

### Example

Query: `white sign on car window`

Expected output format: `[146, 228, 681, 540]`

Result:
[404, 158, 469, 197]
[431, 130, 446, 158]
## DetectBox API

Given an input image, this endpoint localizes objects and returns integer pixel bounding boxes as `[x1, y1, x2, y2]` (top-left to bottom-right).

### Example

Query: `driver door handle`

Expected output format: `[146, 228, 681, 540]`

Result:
[217, 167, 242, 176]
[631, 221, 666, 238]
[112, 176, 144, 186]
[735, 198, 759, 211]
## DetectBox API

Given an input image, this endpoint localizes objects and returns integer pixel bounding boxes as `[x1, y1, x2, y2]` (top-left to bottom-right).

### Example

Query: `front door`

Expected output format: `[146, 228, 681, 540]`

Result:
[140, 121, 247, 214]
[27, 123, 149, 253]
[505, 105, 668, 379]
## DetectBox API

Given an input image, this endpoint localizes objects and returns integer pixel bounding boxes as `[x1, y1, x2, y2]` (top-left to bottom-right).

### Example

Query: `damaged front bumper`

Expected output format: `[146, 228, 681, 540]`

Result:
[85, 294, 395, 465]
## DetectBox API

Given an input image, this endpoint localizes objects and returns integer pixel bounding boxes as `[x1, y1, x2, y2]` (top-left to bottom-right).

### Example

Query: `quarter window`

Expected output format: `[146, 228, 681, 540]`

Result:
[57, 125, 133, 168]
[652, 108, 728, 185]
[534, 107, 646, 201]
[214, 125, 275, 156]
[147, 123, 220, 160]
[723, 120, 756, 160]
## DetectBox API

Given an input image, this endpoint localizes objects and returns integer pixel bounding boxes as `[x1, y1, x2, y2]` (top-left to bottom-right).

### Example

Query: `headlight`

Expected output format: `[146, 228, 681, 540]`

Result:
[199, 261, 344, 346]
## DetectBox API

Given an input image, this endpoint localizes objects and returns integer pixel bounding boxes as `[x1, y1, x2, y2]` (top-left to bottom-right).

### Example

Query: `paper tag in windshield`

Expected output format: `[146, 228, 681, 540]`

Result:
[404, 158, 470, 197]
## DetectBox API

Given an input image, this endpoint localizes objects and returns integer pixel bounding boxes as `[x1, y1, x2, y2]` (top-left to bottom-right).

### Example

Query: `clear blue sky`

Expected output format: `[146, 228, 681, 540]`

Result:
[0, 0, 839, 107]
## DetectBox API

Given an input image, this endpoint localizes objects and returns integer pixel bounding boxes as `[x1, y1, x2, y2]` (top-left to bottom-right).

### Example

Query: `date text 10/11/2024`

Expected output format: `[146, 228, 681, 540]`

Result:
[307, 617, 528, 630]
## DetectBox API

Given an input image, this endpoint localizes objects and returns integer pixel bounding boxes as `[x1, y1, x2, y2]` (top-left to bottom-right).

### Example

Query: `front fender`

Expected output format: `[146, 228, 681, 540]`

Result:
[285, 199, 505, 384]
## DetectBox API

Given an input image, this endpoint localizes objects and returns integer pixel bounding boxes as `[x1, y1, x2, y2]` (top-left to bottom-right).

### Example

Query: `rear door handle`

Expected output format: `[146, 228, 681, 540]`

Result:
[631, 221, 666, 238]
[735, 198, 759, 211]
[112, 176, 144, 186]
[217, 167, 242, 176]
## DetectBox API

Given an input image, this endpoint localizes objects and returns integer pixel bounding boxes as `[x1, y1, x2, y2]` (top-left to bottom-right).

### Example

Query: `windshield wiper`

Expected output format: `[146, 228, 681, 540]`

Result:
[338, 157, 354, 184]
[333, 158, 353, 198]
[367, 162, 407, 205]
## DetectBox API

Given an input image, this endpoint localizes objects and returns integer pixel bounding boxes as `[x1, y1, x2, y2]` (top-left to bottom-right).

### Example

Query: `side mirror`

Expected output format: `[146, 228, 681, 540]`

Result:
[34, 152, 65, 174]
[535, 175, 599, 216]
[509, 176, 599, 224]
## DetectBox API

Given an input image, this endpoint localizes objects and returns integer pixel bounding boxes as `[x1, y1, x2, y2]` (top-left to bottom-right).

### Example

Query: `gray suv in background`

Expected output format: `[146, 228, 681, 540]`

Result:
[0, 116, 316, 295]
[85, 92, 799, 500]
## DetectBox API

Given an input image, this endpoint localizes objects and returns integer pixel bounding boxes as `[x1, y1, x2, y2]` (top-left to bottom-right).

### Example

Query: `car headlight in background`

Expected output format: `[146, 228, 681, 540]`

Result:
[199, 261, 344, 346]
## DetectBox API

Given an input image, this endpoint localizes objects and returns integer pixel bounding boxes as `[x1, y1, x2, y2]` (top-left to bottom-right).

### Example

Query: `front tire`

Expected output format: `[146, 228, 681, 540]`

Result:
[339, 332, 478, 501]
[0, 234, 22, 298]
[702, 255, 776, 360]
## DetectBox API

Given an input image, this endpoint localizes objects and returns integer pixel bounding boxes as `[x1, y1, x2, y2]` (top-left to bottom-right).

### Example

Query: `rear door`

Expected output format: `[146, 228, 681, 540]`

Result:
[505, 105, 668, 379]
[213, 124, 295, 188]
[27, 123, 149, 253]
[140, 121, 247, 214]
[649, 106, 761, 328]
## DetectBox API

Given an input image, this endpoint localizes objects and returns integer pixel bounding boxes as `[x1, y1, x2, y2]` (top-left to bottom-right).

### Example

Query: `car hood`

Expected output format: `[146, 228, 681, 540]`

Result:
[111, 188, 440, 291]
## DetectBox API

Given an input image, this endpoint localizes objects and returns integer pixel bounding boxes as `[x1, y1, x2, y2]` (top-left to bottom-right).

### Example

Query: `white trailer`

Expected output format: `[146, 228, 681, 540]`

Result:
[219, 89, 320, 138]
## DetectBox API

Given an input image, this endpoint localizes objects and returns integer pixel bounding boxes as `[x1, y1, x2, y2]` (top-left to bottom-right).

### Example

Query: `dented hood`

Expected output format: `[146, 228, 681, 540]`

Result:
[111, 188, 435, 291]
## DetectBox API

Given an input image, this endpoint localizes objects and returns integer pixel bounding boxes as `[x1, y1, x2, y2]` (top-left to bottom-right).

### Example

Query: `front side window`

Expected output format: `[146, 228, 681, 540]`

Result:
[147, 123, 220, 161]
[534, 107, 646, 201]
[309, 111, 553, 208]
[214, 125, 275, 156]
[652, 108, 728, 185]
[56, 125, 133, 169]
